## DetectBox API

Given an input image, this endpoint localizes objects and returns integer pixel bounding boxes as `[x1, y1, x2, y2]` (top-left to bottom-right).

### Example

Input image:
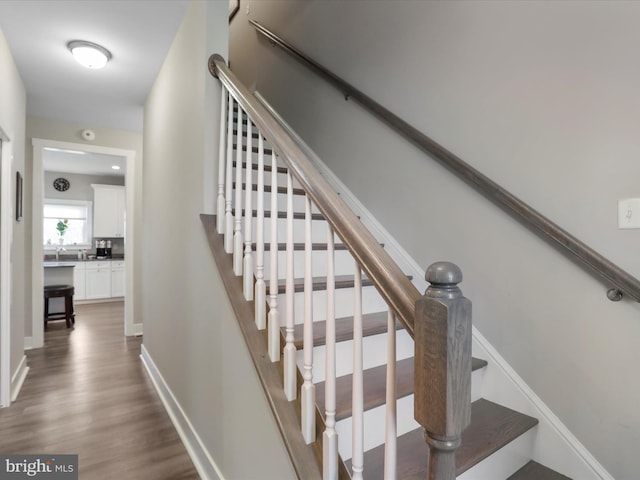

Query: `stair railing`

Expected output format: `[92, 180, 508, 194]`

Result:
[249, 19, 640, 304]
[210, 54, 471, 480]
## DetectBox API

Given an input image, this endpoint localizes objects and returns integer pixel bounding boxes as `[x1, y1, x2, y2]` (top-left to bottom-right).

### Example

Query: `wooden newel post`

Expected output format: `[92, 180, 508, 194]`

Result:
[414, 262, 472, 480]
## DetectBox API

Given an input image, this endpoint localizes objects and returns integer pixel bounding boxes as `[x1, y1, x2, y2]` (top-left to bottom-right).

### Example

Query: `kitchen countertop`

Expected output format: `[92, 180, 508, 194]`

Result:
[44, 256, 125, 263]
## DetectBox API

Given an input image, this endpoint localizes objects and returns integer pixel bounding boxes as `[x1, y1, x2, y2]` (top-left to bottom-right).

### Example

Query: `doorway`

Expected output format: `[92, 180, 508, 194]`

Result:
[31, 138, 138, 349]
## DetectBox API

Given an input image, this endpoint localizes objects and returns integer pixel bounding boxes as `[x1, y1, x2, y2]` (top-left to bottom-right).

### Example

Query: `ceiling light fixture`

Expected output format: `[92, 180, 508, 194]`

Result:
[111, 165, 121, 171]
[67, 40, 112, 69]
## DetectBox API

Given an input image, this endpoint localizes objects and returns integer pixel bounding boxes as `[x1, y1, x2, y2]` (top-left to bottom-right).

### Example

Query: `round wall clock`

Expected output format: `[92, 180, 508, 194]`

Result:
[53, 177, 70, 192]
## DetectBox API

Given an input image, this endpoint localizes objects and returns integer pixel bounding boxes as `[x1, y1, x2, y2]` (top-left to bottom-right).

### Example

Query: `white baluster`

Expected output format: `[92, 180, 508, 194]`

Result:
[384, 310, 397, 480]
[267, 154, 280, 361]
[283, 170, 297, 400]
[301, 194, 315, 444]
[243, 120, 254, 300]
[323, 226, 338, 479]
[224, 98, 234, 253]
[216, 87, 227, 233]
[254, 135, 266, 330]
[233, 105, 244, 275]
[352, 262, 364, 480]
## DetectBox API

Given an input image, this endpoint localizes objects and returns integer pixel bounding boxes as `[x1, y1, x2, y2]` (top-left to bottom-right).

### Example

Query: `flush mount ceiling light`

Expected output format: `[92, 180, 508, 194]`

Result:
[67, 40, 112, 69]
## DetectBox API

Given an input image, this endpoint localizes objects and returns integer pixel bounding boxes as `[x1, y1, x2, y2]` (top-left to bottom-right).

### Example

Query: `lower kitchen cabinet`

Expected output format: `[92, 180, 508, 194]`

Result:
[85, 261, 112, 300]
[73, 262, 86, 300]
[111, 261, 125, 297]
[69, 260, 126, 301]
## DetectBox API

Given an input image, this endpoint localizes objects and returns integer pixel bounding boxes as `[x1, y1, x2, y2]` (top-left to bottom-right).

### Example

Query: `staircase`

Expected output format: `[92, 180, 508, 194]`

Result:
[203, 120, 572, 480]
[203, 55, 612, 479]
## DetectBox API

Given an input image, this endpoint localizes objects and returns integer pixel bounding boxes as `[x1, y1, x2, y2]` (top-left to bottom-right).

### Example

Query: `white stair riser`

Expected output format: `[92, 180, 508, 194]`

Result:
[231, 135, 274, 151]
[246, 168, 293, 188]
[335, 395, 419, 462]
[457, 429, 535, 480]
[261, 248, 356, 279]
[230, 162, 290, 187]
[234, 189, 320, 214]
[277, 284, 389, 325]
[250, 216, 333, 243]
[471, 367, 484, 403]
[238, 160, 322, 194]
[303, 330, 414, 383]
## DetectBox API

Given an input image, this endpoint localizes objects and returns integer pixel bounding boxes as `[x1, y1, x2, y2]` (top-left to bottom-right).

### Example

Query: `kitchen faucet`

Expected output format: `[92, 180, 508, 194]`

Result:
[56, 246, 66, 261]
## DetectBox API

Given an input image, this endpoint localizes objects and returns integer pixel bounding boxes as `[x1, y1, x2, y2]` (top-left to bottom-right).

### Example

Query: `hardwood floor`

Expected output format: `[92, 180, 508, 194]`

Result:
[0, 302, 199, 479]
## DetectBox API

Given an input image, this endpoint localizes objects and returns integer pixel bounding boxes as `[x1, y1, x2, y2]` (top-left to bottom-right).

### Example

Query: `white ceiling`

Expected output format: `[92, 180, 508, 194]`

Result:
[0, 0, 190, 133]
[43, 148, 126, 177]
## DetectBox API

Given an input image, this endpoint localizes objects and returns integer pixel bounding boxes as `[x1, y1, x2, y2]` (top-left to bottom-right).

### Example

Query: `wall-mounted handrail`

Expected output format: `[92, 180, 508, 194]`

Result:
[249, 19, 640, 303]
[209, 54, 421, 335]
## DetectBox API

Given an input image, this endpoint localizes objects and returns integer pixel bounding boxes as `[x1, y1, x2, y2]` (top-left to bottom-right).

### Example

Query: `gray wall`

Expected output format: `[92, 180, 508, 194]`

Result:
[44, 171, 124, 202]
[230, 1, 640, 478]
[0, 24, 26, 399]
[142, 1, 295, 478]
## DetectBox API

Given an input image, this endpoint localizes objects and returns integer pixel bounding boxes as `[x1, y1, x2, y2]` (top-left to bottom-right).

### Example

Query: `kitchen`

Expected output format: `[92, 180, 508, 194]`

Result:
[43, 147, 126, 320]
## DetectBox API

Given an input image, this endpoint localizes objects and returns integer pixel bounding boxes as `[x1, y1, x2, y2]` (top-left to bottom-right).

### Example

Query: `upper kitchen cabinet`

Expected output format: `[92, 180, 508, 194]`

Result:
[92, 184, 125, 237]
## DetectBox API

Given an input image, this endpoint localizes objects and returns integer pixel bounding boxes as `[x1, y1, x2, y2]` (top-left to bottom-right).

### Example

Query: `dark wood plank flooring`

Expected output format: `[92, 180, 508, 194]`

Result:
[0, 302, 199, 479]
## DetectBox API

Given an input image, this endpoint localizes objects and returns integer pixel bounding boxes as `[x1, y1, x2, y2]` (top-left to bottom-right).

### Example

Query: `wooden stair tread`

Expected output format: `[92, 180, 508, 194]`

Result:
[232, 129, 260, 139]
[352, 398, 539, 478]
[231, 208, 325, 221]
[507, 461, 571, 480]
[233, 160, 288, 174]
[275, 274, 411, 294]
[287, 311, 401, 350]
[259, 242, 348, 251]
[233, 181, 305, 196]
[277, 275, 372, 294]
[256, 242, 380, 251]
[232, 207, 359, 222]
[315, 356, 487, 421]
[233, 144, 274, 155]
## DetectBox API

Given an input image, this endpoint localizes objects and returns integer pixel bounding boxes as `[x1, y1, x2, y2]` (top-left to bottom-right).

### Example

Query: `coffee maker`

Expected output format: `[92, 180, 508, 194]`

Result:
[96, 240, 112, 259]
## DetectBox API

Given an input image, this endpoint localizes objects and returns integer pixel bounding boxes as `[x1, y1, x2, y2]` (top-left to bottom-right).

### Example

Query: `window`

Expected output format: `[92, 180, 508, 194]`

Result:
[43, 199, 92, 247]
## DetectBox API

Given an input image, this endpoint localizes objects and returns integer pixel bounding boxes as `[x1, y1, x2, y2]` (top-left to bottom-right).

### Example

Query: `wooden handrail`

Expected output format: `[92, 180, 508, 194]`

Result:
[249, 19, 640, 303]
[209, 54, 421, 335]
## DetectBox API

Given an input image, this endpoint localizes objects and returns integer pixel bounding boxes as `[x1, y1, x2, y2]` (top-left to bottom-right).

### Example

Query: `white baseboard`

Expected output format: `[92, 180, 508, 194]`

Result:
[11, 354, 29, 402]
[140, 345, 223, 480]
[74, 297, 123, 305]
[126, 322, 143, 337]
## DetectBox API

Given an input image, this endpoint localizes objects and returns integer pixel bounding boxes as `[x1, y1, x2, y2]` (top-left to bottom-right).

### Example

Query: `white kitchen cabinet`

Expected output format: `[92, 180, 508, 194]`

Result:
[111, 260, 125, 297]
[85, 261, 111, 299]
[92, 184, 125, 238]
[73, 262, 86, 300]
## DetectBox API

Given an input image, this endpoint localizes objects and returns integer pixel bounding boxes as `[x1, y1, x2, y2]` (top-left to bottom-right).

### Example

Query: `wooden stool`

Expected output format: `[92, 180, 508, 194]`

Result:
[44, 285, 75, 328]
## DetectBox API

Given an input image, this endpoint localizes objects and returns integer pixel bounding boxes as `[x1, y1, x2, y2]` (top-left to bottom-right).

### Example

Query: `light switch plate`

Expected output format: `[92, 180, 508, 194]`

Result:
[618, 198, 640, 229]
